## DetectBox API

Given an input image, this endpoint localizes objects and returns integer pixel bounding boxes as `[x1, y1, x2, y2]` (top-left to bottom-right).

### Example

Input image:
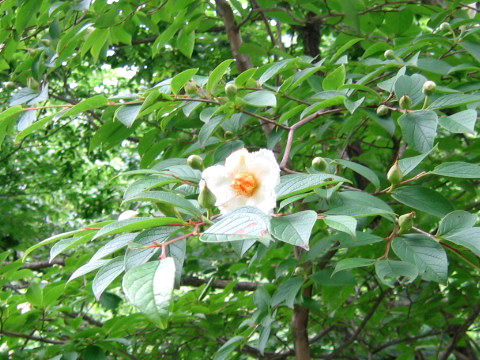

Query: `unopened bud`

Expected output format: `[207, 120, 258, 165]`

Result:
[184, 80, 197, 95]
[312, 157, 328, 172]
[187, 154, 204, 171]
[225, 83, 237, 100]
[376, 104, 389, 117]
[118, 210, 138, 221]
[399, 94, 412, 110]
[397, 211, 415, 235]
[224, 130, 234, 139]
[387, 161, 402, 186]
[438, 22, 451, 32]
[198, 181, 216, 209]
[422, 80, 436, 95]
[384, 49, 395, 59]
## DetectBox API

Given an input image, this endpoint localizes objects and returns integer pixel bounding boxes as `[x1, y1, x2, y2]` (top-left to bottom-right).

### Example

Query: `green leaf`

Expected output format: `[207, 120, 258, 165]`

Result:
[93, 217, 183, 240]
[213, 336, 244, 360]
[438, 110, 477, 134]
[122, 258, 175, 327]
[431, 162, 480, 178]
[124, 190, 202, 217]
[69, 259, 111, 282]
[235, 68, 257, 87]
[322, 65, 345, 90]
[242, 90, 277, 107]
[392, 234, 448, 283]
[394, 74, 427, 107]
[375, 260, 419, 287]
[270, 211, 317, 250]
[311, 269, 356, 286]
[90, 233, 137, 262]
[334, 159, 380, 187]
[441, 227, 480, 257]
[324, 215, 357, 237]
[171, 68, 198, 95]
[344, 97, 365, 115]
[177, 29, 195, 58]
[50, 232, 95, 261]
[398, 111, 438, 153]
[26, 283, 43, 308]
[198, 115, 223, 146]
[327, 191, 394, 218]
[92, 256, 125, 300]
[437, 210, 477, 237]
[330, 38, 361, 64]
[22, 221, 113, 261]
[332, 258, 375, 276]
[271, 277, 303, 308]
[0, 106, 23, 123]
[258, 59, 294, 85]
[391, 186, 453, 218]
[276, 173, 348, 200]
[398, 145, 436, 176]
[206, 59, 234, 94]
[427, 94, 480, 110]
[9, 88, 37, 106]
[16, 113, 55, 143]
[115, 104, 142, 128]
[125, 227, 180, 271]
[17, 110, 36, 131]
[460, 41, 480, 63]
[15, 0, 42, 34]
[200, 207, 271, 245]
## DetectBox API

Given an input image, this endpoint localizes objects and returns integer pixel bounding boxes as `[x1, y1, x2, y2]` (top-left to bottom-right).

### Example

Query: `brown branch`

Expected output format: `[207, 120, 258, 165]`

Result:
[0, 330, 66, 344]
[215, 0, 252, 72]
[373, 330, 441, 354]
[62, 312, 104, 327]
[2, 257, 66, 270]
[439, 303, 480, 360]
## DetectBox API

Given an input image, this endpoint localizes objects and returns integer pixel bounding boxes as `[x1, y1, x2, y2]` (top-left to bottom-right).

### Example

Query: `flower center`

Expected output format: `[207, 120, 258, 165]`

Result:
[231, 172, 258, 196]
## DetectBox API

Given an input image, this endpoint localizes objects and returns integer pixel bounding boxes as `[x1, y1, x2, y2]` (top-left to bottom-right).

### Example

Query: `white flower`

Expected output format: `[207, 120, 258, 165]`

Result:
[201, 148, 280, 215]
[118, 210, 138, 221]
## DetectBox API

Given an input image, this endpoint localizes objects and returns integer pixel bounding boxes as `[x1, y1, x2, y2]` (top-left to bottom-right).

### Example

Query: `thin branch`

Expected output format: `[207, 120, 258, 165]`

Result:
[373, 330, 441, 354]
[180, 276, 262, 291]
[0, 330, 66, 344]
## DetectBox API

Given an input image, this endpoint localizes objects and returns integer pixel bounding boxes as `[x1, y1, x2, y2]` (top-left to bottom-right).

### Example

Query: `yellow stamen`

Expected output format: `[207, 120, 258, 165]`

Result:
[231, 172, 257, 196]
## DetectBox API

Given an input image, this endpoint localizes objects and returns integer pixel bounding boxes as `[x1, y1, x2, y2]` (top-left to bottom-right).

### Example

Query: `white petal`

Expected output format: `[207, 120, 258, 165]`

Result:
[218, 195, 249, 214]
[247, 185, 277, 214]
[202, 165, 236, 210]
[246, 149, 280, 188]
[224, 148, 249, 176]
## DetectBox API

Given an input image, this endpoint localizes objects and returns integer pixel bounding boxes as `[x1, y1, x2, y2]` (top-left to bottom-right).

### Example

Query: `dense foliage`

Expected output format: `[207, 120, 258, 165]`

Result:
[2, 0, 480, 359]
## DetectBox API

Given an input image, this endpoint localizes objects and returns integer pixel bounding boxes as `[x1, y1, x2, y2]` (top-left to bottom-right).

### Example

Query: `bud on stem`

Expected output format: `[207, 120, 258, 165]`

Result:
[387, 160, 402, 187]
[312, 157, 328, 172]
[399, 94, 412, 111]
[397, 211, 416, 235]
[187, 154, 204, 171]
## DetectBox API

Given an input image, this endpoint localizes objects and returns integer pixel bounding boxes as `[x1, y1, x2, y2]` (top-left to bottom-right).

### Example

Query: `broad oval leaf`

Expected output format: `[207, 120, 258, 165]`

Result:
[332, 258, 375, 276]
[431, 162, 480, 178]
[124, 190, 202, 217]
[271, 211, 317, 250]
[437, 210, 477, 237]
[375, 260, 419, 288]
[206, 59, 234, 94]
[398, 111, 438, 153]
[122, 258, 176, 327]
[324, 215, 357, 237]
[391, 186, 453, 218]
[93, 217, 183, 240]
[242, 90, 277, 107]
[115, 104, 142, 128]
[276, 173, 348, 200]
[92, 256, 125, 300]
[335, 159, 380, 187]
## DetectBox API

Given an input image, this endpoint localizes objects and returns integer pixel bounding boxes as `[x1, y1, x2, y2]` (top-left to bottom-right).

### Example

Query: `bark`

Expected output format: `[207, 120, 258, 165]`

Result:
[296, 13, 321, 59]
[215, 0, 252, 73]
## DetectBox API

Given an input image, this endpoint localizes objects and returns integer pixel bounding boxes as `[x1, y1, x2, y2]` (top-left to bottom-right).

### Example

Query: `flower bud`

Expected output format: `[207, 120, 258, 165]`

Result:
[118, 210, 138, 221]
[198, 181, 216, 209]
[438, 22, 451, 32]
[376, 104, 389, 117]
[399, 94, 412, 110]
[397, 211, 415, 235]
[312, 157, 328, 172]
[422, 80, 436, 95]
[187, 154, 204, 171]
[184, 80, 197, 95]
[387, 161, 402, 186]
[224, 130, 234, 139]
[384, 49, 395, 59]
[225, 83, 237, 100]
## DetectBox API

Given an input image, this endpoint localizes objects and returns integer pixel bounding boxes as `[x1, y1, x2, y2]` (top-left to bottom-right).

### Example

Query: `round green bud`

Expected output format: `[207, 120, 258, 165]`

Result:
[312, 157, 328, 172]
[399, 94, 412, 110]
[422, 80, 436, 95]
[397, 211, 416, 235]
[224, 130, 234, 139]
[184, 80, 197, 95]
[376, 104, 389, 117]
[384, 49, 395, 59]
[387, 161, 403, 186]
[225, 83, 237, 100]
[198, 182, 216, 210]
[187, 154, 204, 171]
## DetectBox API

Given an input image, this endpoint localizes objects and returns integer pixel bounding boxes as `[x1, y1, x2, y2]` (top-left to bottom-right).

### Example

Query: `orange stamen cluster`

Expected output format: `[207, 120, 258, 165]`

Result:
[231, 172, 257, 196]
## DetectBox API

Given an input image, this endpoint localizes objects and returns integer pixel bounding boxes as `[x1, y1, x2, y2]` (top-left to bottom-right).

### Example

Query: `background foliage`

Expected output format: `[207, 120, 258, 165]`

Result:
[1, 0, 480, 359]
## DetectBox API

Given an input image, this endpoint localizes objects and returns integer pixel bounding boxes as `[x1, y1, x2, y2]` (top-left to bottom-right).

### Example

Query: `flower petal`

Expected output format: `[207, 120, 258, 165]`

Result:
[246, 149, 280, 188]
[225, 148, 249, 176]
[202, 165, 236, 211]
[247, 185, 277, 214]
